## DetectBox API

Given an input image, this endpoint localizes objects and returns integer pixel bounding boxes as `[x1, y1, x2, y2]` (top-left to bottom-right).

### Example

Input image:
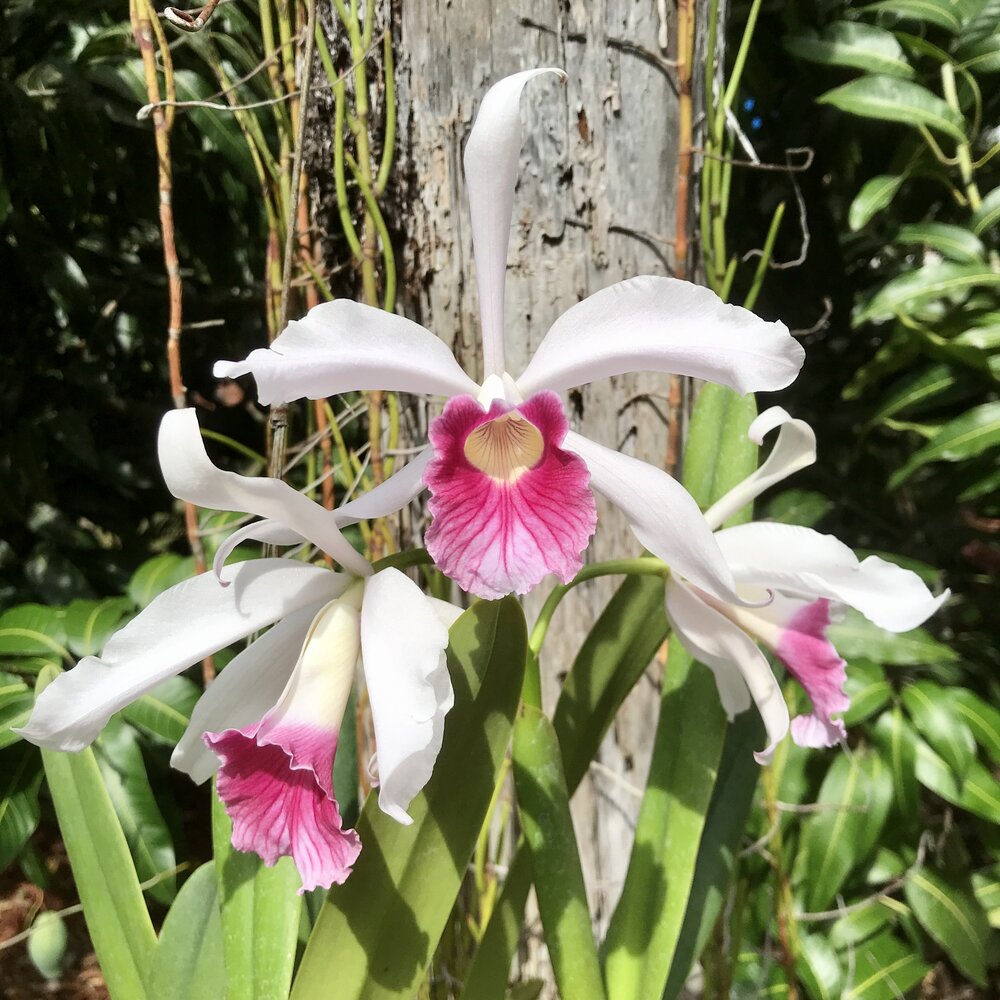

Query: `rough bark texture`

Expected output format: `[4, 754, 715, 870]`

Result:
[396, 0, 683, 983]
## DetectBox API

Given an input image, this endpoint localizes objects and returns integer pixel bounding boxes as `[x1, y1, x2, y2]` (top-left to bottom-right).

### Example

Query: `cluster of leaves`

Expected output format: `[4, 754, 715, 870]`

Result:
[706, 0, 1000, 996]
[0, 0, 269, 608]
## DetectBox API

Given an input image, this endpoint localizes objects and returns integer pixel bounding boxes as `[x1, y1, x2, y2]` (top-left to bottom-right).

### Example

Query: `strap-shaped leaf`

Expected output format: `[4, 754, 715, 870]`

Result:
[841, 930, 928, 999]
[291, 597, 526, 1000]
[37, 664, 156, 999]
[848, 174, 906, 231]
[148, 862, 226, 1000]
[785, 22, 914, 78]
[513, 705, 606, 1000]
[604, 385, 759, 1000]
[460, 572, 670, 1000]
[212, 791, 303, 1000]
[819, 75, 965, 141]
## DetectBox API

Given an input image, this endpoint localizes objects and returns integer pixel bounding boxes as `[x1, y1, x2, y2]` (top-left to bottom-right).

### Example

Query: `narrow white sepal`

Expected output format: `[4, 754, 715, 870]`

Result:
[214, 300, 478, 403]
[464, 68, 566, 378]
[703, 407, 817, 530]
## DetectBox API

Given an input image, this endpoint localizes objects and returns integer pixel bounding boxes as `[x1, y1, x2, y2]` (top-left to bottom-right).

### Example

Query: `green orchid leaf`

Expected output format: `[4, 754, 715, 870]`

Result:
[148, 863, 227, 1000]
[848, 174, 906, 231]
[291, 597, 526, 1000]
[785, 22, 914, 78]
[37, 664, 157, 1000]
[513, 704, 606, 1000]
[818, 76, 965, 142]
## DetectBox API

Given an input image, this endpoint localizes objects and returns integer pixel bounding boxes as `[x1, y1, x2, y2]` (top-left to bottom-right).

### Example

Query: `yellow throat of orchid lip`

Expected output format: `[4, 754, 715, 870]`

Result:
[463, 410, 544, 483]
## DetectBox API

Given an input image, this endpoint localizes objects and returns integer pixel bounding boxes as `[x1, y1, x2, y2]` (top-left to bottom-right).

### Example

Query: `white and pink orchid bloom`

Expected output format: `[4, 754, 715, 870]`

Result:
[664, 407, 949, 763]
[17, 408, 459, 892]
[214, 69, 805, 603]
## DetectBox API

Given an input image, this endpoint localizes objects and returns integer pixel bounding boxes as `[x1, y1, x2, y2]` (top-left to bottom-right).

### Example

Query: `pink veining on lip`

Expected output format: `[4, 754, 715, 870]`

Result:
[206, 721, 360, 893]
[424, 390, 597, 600]
[774, 598, 849, 748]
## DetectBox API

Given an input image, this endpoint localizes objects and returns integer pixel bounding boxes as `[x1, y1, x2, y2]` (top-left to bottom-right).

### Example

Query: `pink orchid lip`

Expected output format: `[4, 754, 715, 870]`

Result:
[424, 390, 597, 600]
[206, 720, 361, 893]
[774, 598, 849, 749]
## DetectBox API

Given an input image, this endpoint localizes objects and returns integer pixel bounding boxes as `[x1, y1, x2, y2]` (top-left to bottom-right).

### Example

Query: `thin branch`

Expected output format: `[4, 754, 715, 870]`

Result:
[162, 0, 224, 32]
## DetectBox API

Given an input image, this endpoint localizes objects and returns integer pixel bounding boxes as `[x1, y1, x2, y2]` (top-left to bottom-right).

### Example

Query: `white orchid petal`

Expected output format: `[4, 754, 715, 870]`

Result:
[665, 579, 751, 718]
[427, 597, 464, 631]
[17, 561, 347, 752]
[213, 519, 303, 583]
[159, 408, 370, 577]
[516, 276, 804, 397]
[665, 579, 789, 763]
[333, 448, 433, 526]
[565, 431, 753, 607]
[361, 568, 452, 825]
[171, 603, 323, 783]
[715, 522, 949, 632]
[703, 407, 817, 530]
[214, 300, 478, 403]
[464, 68, 566, 377]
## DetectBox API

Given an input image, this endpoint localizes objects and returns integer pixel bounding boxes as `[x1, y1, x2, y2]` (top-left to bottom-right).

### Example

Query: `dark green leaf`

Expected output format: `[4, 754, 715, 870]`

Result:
[896, 221, 986, 262]
[828, 609, 957, 667]
[915, 741, 1000, 823]
[797, 934, 845, 1000]
[842, 931, 928, 999]
[863, 0, 964, 32]
[901, 681, 975, 784]
[0, 604, 69, 660]
[971, 184, 1000, 235]
[763, 489, 833, 528]
[818, 76, 965, 142]
[858, 265, 1000, 323]
[843, 659, 892, 725]
[905, 868, 989, 985]
[127, 554, 196, 609]
[95, 719, 177, 904]
[292, 598, 526, 1000]
[148, 863, 226, 1000]
[829, 902, 894, 950]
[950, 688, 1000, 764]
[848, 174, 906, 231]
[0, 743, 43, 869]
[513, 705, 606, 1000]
[0, 672, 34, 749]
[797, 750, 893, 912]
[122, 676, 201, 745]
[63, 597, 132, 657]
[890, 401, 1000, 487]
[785, 23, 914, 77]
[872, 707, 920, 818]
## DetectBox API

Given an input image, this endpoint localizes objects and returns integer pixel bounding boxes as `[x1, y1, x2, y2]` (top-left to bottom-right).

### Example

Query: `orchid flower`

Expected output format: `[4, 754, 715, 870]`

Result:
[664, 407, 949, 763]
[214, 69, 805, 604]
[18, 409, 459, 893]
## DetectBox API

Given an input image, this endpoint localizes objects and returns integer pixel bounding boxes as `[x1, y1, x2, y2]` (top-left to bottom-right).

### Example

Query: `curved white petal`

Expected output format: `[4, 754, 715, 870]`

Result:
[516, 276, 804, 397]
[333, 448, 433, 526]
[704, 407, 817, 530]
[213, 519, 303, 583]
[361, 568, 453, 825]
[159, 408, 370, 578]
[214, 300, 478, 403]
[171, 603, 323, 783]
[665, 579, 751, 718]
[464, 68, 566, 377]
[565, 431, 756, 608]
[715, 522, 950, 632]
[16, 560, 348, 752]
[665, 579, 789, 763]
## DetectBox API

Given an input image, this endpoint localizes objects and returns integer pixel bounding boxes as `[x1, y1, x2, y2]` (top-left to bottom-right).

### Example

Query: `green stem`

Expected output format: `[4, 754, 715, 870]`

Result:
[743, 201, 785, 312]
[529, 558, 669, 656]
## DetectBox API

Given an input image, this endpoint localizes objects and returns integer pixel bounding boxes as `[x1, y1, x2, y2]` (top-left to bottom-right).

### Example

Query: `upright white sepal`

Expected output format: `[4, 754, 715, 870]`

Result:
[464, 68, 566, 378]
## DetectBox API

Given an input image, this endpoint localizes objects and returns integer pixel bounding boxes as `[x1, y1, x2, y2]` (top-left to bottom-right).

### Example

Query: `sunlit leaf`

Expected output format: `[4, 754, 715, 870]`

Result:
[786, 22, 914, 77]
